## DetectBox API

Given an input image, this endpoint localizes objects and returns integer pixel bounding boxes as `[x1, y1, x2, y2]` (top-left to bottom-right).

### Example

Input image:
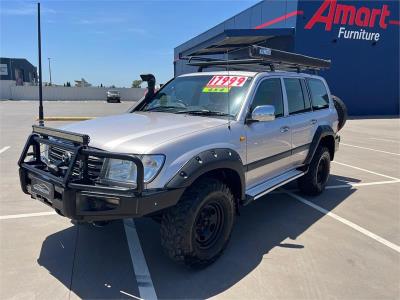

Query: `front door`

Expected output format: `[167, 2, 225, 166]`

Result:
[245, 77, 292, 189]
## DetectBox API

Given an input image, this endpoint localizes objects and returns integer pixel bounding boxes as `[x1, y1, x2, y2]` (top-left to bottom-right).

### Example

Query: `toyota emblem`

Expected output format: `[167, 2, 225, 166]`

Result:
[61, 152, 72, 164]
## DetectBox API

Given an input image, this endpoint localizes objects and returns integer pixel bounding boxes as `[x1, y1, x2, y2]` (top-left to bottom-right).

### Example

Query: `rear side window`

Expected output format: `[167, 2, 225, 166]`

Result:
[251, 78, 284, 117]
[307, 78, 330, 110]
[284, 78, 311, 115]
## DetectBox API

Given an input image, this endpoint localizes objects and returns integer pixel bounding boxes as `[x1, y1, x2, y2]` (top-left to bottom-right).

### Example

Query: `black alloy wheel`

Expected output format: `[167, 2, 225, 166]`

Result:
[194, 200, 225, 250]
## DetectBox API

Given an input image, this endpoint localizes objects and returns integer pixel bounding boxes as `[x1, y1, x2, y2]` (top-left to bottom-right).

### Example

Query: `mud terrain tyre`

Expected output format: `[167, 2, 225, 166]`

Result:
[298, 146, 331, 196]
[160, 178, 235, 268]
[332, 95, 347, 131]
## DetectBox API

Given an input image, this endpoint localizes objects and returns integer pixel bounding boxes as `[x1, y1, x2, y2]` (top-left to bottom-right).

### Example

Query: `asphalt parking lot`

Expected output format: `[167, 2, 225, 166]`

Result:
[0, 101, 399, 300]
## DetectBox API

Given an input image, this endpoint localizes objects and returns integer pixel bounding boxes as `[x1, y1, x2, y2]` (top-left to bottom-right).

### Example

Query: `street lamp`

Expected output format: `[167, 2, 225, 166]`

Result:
[48, 57, 52, 86]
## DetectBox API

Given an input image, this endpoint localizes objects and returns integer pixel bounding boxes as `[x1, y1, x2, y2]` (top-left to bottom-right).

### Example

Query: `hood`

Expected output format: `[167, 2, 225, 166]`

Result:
[61, 112, 227, 153]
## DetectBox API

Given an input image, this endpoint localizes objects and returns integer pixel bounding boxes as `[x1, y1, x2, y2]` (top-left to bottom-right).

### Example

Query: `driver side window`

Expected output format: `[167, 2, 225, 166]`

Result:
[251, 78, 284, 118]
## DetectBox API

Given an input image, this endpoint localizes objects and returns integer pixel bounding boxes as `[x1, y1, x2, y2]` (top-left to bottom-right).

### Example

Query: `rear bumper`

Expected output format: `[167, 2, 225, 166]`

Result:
[107, 96, 120, 101]
[19, 167, 184, 222]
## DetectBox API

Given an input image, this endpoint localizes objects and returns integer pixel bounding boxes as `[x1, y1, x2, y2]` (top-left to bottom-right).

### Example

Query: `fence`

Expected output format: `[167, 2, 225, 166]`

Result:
[0, 81, 145, 101]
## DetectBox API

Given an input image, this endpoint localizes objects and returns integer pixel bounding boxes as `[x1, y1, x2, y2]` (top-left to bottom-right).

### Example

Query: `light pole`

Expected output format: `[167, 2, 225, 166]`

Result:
[48, 57, 52, 86]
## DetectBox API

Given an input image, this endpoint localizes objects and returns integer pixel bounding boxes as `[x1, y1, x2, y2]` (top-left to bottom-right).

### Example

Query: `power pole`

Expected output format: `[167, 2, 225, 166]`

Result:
[48, 57, 52, 86]
[37, 2, 44, 126]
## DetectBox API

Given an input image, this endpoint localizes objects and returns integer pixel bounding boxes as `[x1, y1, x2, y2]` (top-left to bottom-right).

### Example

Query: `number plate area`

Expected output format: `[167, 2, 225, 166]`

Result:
[31, 176, 55, 202]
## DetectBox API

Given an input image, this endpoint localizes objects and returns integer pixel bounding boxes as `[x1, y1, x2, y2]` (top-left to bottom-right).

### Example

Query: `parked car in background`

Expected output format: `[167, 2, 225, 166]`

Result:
[107, 90, 121, 103]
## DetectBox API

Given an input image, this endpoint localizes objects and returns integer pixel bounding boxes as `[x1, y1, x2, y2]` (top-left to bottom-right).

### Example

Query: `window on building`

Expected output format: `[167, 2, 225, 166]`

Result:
[284, 78, 311, 115]
[307, 78, 330, 110]
[251, 78, 284, 117]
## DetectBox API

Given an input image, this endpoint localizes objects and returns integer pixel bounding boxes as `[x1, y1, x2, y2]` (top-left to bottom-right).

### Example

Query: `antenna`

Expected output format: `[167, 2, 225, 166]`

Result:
[37, 2, 44, 126]
[226, 49, 231, 130]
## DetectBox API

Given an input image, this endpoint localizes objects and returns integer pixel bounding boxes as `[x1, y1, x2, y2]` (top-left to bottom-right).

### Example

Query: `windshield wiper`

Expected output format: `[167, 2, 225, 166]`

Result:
[145, 105, 182, 112]
[176, 109, 233, 117]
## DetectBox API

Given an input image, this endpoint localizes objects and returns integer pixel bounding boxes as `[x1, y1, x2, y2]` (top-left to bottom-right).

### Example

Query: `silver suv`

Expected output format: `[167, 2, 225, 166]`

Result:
[18, 47, 346, 267]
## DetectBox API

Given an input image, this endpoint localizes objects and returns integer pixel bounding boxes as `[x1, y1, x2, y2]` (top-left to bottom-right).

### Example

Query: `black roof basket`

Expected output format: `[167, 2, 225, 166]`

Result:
[185, 45, 331, 73]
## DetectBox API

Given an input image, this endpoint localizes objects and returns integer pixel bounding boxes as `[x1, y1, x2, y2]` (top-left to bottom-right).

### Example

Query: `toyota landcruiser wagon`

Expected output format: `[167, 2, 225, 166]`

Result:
[18, 46, 346, 267]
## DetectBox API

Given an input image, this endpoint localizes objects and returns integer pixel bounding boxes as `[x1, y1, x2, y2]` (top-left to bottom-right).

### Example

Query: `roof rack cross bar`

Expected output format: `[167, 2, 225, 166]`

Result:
[185, 45, 331, 73]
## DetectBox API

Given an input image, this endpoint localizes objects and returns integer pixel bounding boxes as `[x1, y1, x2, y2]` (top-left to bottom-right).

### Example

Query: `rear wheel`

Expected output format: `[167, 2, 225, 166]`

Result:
[160, 178, 235, 268]
[298, 146, 331, 196]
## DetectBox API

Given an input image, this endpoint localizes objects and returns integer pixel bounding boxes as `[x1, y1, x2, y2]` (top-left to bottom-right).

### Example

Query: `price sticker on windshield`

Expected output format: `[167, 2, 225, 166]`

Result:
[206, 76, 248, 87]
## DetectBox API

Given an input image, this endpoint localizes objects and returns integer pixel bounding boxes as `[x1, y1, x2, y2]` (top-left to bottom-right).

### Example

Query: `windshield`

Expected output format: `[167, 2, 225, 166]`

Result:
[141, 75, 253, 117]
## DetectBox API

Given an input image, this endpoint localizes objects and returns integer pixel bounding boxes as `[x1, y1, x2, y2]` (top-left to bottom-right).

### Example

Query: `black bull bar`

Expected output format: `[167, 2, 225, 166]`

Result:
[17, 126, 182, 221]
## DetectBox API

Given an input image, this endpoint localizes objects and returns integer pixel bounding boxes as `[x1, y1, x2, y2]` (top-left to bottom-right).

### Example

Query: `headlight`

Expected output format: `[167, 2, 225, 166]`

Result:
[101, 155, 165, 185]
[40, 144, 49, 163]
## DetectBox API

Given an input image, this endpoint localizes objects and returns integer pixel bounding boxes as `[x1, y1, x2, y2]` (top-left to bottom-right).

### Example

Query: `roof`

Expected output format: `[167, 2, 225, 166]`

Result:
[175, 0, 299, 56]
[0, 57, 36, 68]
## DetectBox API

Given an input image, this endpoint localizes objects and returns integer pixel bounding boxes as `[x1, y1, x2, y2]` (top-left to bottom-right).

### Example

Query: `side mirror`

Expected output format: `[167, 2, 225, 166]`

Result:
[250, 105, 275, 122]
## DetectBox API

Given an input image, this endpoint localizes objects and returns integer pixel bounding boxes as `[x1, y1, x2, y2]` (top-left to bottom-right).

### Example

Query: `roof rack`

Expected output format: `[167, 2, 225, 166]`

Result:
[185, 45, 331, 73]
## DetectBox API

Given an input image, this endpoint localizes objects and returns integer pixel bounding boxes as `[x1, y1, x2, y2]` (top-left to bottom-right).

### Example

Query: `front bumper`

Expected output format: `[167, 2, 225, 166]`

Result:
[18, 126, 184, 222]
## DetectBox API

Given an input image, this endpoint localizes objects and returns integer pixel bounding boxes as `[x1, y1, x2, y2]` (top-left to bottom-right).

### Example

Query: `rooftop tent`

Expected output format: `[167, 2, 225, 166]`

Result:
[186, 45, 331, 73]
[182, 28, 295, 56]
[175, 28, 295, 75]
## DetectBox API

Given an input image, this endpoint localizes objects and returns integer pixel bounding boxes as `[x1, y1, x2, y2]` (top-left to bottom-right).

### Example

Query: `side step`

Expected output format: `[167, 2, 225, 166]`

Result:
[243, 170, 305, 205]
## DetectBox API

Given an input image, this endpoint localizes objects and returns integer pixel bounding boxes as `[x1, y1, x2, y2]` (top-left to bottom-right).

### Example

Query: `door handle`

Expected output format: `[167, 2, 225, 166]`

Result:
[310, 119, 317, 125]
[280, 126, 290, 133]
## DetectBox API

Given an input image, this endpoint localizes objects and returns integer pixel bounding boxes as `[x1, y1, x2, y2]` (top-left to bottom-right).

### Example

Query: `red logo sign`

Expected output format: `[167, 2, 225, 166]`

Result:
[305, 0, 391, 31]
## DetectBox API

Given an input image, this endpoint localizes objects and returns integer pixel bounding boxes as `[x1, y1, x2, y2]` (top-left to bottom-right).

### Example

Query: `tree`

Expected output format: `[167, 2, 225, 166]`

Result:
[131, 79, 143, 88]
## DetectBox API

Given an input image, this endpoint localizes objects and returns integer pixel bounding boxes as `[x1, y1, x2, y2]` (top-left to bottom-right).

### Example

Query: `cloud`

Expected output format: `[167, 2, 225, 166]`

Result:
[1, 3, 56, 16]
[75, 17, 126, 25]
[126, 28, 147, 35]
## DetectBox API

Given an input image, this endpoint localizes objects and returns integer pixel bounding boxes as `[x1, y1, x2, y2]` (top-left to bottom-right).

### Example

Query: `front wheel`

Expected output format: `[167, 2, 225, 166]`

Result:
[298, 146, 331, 196]
[160, 178, 235, 268]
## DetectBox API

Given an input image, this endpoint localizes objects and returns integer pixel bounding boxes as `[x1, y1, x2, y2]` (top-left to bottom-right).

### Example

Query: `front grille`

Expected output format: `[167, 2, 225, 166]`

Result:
[48, 146, 104, 180]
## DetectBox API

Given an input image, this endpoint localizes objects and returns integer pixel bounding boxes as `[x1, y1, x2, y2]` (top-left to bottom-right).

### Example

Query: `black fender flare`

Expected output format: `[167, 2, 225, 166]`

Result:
[304, 125, 336, 165]
[166, 148, 246, 201]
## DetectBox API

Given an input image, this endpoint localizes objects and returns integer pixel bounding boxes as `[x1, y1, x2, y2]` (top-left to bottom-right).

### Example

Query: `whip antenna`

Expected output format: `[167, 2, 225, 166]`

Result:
[226, 49, 231, 130]
[37, 2, 44, 126]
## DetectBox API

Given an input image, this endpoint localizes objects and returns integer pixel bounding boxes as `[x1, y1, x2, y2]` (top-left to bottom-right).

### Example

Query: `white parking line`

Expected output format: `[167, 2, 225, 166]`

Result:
[283, 190, 400, 253]
[326, 180, 400, 189]
[0, 146, 10, 154]
[0, 211, 56, 220]
[271, 180, 400, 195]
[341, 143, 400, 156]
[120, 290, 143, 299]
[333, 161, 400, 181]
[369, 137, 400, 144]
[124, 219, 157, 300]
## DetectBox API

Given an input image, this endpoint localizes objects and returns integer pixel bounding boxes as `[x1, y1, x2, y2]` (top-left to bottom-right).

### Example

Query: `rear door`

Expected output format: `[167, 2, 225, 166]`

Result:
[306, 77, 334, 130]
[245, 77, 292, 188]
[283, 77, 316, 167]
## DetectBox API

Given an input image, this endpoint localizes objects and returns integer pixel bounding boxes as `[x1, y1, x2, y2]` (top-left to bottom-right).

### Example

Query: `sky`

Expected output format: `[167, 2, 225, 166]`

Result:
[0, 0, 259, 87]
